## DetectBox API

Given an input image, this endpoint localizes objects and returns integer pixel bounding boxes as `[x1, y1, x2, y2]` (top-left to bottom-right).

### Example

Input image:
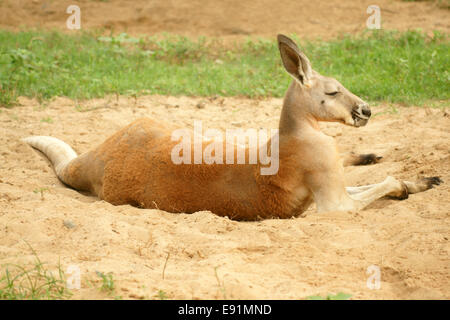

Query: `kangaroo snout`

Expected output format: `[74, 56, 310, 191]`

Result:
[353, 103, 371, 119]
[361, 105, 371, 118]
[351, 103, 371, 127]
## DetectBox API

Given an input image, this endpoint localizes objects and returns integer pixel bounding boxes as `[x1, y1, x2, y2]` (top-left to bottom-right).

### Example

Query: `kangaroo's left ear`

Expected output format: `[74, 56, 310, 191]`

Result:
[277, 34, 313, 86]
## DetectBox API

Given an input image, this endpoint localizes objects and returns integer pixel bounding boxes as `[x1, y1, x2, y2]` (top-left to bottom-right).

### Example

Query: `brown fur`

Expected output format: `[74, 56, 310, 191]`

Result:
[61, 118, 312, 220]
[343, 153, 383, 166]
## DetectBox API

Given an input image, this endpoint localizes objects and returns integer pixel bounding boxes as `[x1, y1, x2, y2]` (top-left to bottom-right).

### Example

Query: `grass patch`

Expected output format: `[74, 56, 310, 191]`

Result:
[155, 289, 168, 300]
[306, 292, 352, 300]
[0, 245, 71, 300]
[40, 116, 53, 123]
[0, 29, 448, 107]
[94, 271, 122, 299]
[96, 271, 115, 293]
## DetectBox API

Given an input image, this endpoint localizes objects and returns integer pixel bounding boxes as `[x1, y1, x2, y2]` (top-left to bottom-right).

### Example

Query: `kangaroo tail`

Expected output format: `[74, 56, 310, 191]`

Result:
[23, 136, 77, 182]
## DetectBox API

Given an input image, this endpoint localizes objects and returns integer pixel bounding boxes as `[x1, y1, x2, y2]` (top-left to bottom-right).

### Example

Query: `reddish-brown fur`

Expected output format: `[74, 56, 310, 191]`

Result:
[61, 118, 312, 220]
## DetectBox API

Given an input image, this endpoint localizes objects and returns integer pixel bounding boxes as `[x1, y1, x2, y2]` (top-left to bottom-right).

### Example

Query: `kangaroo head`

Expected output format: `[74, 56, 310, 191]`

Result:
[277, 34, 371, 128]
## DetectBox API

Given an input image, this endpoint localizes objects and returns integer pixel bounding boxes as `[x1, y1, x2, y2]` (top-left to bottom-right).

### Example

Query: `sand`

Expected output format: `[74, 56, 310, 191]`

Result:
[0, 0, 449, 40]
[0, 95, 449, 299]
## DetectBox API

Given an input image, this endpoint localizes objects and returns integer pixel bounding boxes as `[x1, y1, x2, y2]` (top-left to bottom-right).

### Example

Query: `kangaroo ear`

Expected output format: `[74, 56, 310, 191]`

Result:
[277, 34, 313, 86]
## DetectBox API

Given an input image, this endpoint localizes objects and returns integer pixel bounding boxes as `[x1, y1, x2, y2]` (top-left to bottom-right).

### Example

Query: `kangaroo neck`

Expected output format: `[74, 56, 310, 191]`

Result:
[279, 81, 320, 139]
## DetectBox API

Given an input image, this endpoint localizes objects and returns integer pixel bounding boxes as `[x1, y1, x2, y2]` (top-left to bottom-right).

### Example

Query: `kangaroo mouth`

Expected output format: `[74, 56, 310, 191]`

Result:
[351, 111, 369, 127]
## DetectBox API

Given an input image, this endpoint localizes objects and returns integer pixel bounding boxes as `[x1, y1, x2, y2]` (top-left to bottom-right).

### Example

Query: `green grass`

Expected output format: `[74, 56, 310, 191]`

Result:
[40, 116, 53, 123]
[0, 29, 448, 107]
[0, 245, 71, 300]
[95, 271, 122, 299]
[306, 292, 352, 300]
[155, 289, 168, 300]
[96, 271, 115, 293]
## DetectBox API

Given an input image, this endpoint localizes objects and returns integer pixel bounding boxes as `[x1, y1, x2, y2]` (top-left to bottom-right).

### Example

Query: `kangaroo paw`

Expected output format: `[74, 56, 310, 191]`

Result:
[403, 176, 442, 194]
[421, 176, 443, 189]
[356, 153, 383, 166]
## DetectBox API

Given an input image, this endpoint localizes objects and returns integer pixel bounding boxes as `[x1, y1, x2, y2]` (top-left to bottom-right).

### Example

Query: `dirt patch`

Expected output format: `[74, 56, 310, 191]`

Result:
[0, 95, 448, 299]
[0, 0, 448, 39]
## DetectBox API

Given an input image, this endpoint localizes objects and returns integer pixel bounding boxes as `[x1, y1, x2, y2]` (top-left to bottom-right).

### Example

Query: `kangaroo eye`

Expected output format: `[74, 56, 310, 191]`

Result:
[326, 91, 339, 96]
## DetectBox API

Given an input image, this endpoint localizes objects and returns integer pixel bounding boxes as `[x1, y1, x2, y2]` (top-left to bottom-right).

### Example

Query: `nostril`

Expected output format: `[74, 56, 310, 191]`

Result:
[362, 108, 371, 117]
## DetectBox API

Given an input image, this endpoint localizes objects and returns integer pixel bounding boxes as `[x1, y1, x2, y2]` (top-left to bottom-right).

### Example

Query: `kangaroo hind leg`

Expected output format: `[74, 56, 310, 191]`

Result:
[347, 176, 442, 211]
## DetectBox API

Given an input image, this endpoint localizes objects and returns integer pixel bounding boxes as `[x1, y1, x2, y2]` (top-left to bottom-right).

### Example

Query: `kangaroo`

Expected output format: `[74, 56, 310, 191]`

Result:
[23, 35, 441, 221]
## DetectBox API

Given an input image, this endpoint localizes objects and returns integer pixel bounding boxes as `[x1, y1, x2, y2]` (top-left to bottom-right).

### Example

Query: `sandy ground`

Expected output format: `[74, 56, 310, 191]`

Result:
[0, 0, 449, 39]
[0, 95, 448, 299]
[0, 0, 449, 300]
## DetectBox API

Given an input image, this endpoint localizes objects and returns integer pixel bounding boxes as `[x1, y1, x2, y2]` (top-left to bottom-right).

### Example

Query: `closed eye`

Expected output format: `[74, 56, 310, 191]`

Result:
[325, 91, 339, 96]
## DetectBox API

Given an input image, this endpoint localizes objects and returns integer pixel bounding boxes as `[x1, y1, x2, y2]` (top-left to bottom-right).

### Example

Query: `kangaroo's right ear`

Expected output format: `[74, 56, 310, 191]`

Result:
[277, 34, 313, 86]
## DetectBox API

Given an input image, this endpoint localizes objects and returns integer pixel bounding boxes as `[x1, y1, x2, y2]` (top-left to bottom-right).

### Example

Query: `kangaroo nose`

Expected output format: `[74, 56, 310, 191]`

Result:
[361, 106, 371, 118]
